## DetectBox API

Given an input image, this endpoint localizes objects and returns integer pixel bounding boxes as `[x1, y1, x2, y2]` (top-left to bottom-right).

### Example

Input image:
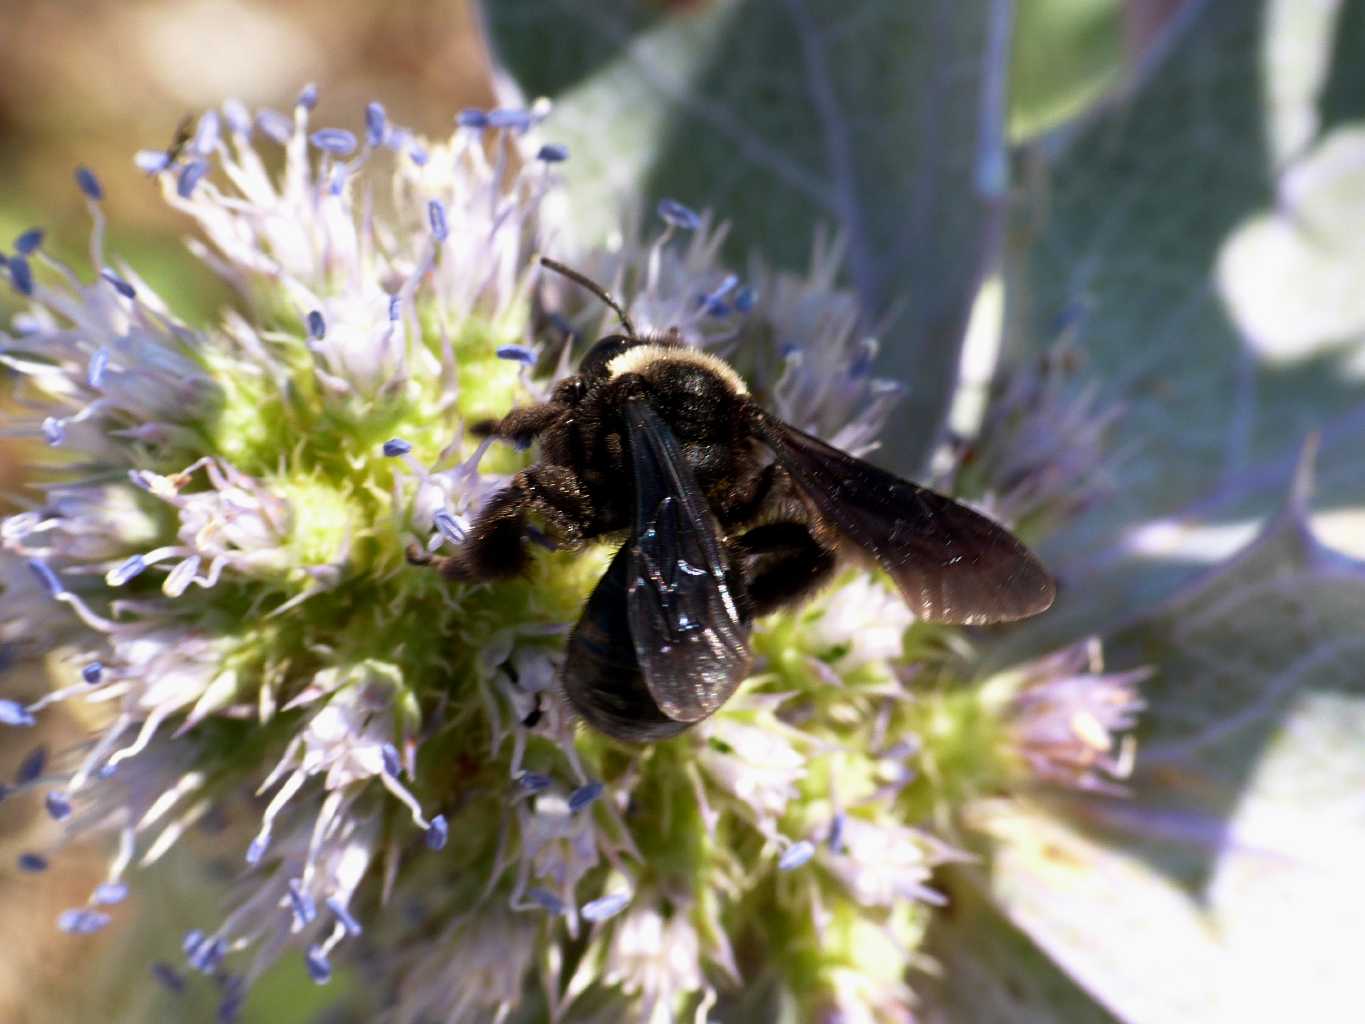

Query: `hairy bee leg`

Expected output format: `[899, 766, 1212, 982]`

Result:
[733, 521, 838, 617]
[404, 545, 467, 578]
[519, 464, 592, 544]
[440, 483, 534, 581]
[471, 402, 568, 447]
[413, 464, 593, 582]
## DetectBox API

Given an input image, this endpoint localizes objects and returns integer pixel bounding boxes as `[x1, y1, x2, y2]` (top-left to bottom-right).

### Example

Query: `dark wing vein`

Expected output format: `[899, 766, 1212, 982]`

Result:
[624, 399, 751, 722]
[754, 413, 1056, 624]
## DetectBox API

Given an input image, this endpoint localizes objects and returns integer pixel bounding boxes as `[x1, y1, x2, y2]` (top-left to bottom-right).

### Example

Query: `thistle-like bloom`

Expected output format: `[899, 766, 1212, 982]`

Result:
[994, 637, 1148, 795]
[1, 87, 1142, 1022]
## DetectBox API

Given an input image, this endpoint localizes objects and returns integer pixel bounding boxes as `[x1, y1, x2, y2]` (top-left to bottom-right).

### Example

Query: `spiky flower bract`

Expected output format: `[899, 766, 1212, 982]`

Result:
[1, 88, 1142, 1022]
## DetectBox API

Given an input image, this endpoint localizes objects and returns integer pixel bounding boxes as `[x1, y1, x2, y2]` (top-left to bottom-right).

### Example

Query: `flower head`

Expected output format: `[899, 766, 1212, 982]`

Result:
[995, 638, 1148, 794]
[0, 86, 1142, 1021]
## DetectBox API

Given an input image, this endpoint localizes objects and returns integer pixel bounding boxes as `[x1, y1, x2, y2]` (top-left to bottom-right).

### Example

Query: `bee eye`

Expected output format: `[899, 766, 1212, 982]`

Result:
[579, 334, 641, 376]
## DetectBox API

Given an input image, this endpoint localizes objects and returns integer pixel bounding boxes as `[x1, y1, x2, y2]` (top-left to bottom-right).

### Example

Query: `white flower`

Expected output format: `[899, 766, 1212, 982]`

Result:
[391, 908, 540, 1024]
[0, 77, 1138, 1023]
[698, 714, 806, 827]
[804, 575, 915, 670]
[515, 787, 605, 922]
[248, 662, 439, 864]
[1, 483, 161, 565]
[758, 233, 903, 456]
[0, 556, 74, 649]
[823, 816, 944, 908]
[603, 902, 708, 1024]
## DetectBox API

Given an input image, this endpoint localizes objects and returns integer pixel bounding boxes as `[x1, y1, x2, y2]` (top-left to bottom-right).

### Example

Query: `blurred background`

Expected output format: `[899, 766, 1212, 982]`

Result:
[4, 0, 1363, 1021]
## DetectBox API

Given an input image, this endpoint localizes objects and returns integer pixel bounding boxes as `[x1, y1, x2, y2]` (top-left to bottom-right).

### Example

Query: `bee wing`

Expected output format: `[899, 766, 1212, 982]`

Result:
[623, 399, 752, 723]
[562, 542, 692, 742]
[753, 413, 1056, 624]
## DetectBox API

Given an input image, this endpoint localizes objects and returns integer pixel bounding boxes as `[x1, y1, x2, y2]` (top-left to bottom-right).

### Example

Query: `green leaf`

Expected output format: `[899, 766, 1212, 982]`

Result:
[1320, 0, 1365, 131]
[1002, 0, 1365, 644]
[980, 444, 1365, 1020]
[1009, 0, 1123, 141]
[482, 0, 1012, 473]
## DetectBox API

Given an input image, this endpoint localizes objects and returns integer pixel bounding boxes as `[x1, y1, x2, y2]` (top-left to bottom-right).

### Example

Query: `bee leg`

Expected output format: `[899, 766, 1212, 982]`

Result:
[419, 483, 534, 581]
[471, 403, 567, 448]
[732, 522, 837, 617]
[412, 464, 593, 581]
[519, 465, 591, 546]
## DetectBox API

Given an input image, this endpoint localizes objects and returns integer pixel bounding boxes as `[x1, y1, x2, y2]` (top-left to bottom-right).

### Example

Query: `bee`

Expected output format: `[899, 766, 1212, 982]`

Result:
[415, 258, 1055, 742]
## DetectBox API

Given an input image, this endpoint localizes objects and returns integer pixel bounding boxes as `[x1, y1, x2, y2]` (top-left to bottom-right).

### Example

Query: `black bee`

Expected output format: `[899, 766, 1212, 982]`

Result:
[417, 258, 1055, 742]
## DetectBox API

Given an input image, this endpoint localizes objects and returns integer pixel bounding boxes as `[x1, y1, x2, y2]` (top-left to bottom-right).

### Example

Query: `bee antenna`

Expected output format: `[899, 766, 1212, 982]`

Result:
[539, 257, 638, 340]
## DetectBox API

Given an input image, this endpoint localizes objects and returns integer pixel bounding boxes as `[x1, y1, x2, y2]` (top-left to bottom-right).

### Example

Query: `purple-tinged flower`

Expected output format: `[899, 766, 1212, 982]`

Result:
[222, 98, 252, 137]
[305, 946, 332, 984]
[105, 554, 147, 587]
[527, 886, 565, 914]
[568, 780, 604, 812]
[517, 771, 552, 792]
[393, 910, 538, 1021]
[8, 254, 33, 296]
[656, 197, 701, 230]
[92, 882, 128, 905]
[432, 509, 465, 544]
[74, 165, 103, 200]
[0, 700, 36, 727]
[176, 159, 209, 198]
[87, 347, 110, 388]
[0, 81, 1136, 1024]
[191, 110, 220, 155]
[14, 227, 44, 254]
[326, 897, 363, 937]
[496, 344, 535, 364]
[427, 198, 448, 242]
[309, 128, 357, 156]
[777, 839, 815, 870]
[287, 877, 318, 926]
[151, 961, 186, 993]
[15, 744, 46, 783]
[953, 344, 1124, 534]
[365, 101, 387, 146]
[135, 149, 173, 174]
[256, 108, 292, 143]
[582, 891, 630, 923]
[999, 638, 1149, 794]
[58, 909, 112, 934]
[100, 268, 136, 299]
[40, 416, 65, 446]
[486, 108, 532, 131]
